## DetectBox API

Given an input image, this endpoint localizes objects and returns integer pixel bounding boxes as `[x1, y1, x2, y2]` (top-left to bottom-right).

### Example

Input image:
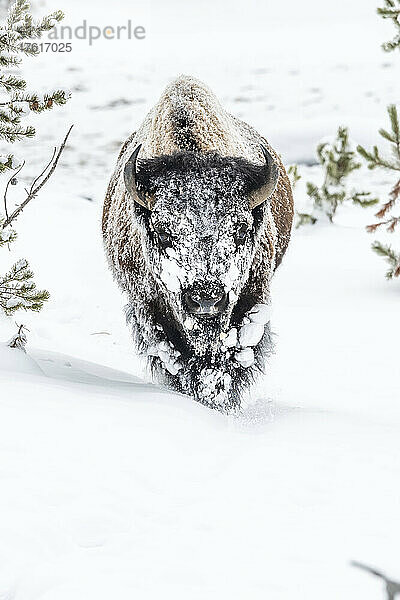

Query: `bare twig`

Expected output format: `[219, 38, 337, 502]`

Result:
[28, 145, 57, 196]
[3, 160, 24, 220]
[1, 124, 73, 230]
[351, 561, 400, 600]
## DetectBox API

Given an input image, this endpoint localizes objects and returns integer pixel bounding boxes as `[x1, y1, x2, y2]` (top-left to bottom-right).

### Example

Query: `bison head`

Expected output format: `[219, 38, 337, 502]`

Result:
[124, 146, 278, 356]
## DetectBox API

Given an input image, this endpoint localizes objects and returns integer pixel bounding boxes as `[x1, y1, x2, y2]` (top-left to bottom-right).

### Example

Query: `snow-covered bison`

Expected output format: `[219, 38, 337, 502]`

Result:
[102, 75, 293, 410]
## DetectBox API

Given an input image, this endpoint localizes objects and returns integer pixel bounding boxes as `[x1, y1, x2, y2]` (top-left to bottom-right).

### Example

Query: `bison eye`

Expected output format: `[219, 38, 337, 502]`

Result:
[235, 223, 250, 245]
[155, 228, 172, 247]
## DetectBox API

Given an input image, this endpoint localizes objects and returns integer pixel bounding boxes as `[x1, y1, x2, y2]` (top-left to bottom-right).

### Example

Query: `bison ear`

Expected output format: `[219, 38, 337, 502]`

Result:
[124, 144, 153, 210]
[249, 146, 279, 210]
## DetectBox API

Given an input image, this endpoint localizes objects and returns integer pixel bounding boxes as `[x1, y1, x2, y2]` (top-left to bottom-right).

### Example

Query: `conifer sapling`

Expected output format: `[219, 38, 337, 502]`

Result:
[0, 0, 71, 319]
[297, 127, 378, 227]
[7, 322, 28, 350]
[358, 105, 400, 278]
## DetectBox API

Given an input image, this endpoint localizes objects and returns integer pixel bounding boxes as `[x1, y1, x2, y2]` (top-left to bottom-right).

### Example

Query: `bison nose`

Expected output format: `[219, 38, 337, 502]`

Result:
[184, 288, 228, 317]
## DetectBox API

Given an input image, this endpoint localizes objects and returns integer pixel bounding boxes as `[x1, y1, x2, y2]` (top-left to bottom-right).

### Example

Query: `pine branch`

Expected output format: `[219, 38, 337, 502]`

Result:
[295, 212, 317, 228]
[306, 182, 323, 207]
[0, 90, 69, 111]
[357, 144, 400, 171]
[29, 90, 69, 113]
[0, 73, 26, 91]
[0, 153, 14, 173]
[318, 126, 361, 187]
[6, 1, 64, 42]
[0, 213, 17, 247]
[377, 0, 400, 52]
[287, 164, 301, 188]
[0, 258, 50, 314]
[0, 122, 34, 142]
[358, 106, 400, 172]
[371, 241, 400, 278]
[0, 52, 20, 67]
[351, 191, 379, 207]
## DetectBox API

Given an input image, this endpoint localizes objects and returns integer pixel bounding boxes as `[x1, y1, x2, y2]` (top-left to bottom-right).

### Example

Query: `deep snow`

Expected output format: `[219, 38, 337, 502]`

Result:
[0, 0, 400, 598]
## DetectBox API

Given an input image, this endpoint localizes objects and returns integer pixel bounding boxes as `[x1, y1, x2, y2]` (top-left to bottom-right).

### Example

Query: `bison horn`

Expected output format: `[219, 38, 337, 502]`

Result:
[249, 145, 279, 209]
[124, 144, 152, 210]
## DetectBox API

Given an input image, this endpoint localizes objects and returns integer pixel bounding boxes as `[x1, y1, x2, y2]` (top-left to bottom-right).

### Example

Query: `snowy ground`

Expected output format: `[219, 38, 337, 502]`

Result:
[1, 0, 400, 598]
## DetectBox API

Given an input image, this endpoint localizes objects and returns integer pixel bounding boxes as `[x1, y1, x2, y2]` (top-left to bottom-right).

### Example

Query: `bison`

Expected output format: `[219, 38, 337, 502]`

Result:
[102, 75, 293, 410]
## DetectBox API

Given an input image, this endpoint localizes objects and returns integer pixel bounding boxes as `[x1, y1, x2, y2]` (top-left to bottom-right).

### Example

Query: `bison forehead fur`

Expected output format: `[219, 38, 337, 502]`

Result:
[102, 75, 293, 411]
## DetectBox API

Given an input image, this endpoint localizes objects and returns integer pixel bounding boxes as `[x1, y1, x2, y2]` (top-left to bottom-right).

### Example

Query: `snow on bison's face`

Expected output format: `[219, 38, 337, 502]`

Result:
[124, 148, 278, 355]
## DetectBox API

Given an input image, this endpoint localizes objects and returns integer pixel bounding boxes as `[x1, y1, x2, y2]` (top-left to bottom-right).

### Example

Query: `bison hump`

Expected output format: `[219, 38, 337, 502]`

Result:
[134, 75, 265, 163]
